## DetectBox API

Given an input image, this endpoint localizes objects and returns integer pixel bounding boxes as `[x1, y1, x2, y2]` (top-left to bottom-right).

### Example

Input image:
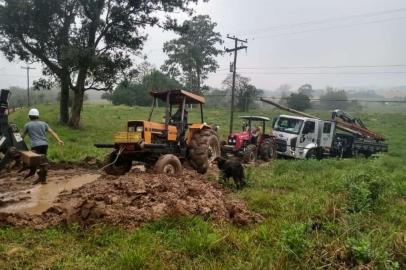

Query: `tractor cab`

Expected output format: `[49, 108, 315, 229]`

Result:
[149, 90, 206, 141]
[231, 116, 270, 148]
[222, 116, 276, 163]
[96, 89, 220, 176]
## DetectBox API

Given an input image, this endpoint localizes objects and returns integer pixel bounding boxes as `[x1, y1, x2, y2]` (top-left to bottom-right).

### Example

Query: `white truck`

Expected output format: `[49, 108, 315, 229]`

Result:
[261, 98, 388, 159]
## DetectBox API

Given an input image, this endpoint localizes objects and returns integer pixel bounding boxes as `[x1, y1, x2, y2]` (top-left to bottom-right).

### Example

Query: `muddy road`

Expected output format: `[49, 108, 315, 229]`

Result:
[0, 165, 262, 229]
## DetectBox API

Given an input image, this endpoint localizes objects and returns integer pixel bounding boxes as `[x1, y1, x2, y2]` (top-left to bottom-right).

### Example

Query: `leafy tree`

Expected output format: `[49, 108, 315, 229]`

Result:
[162, 15, 223, 93]
[111, 82, 141, 106]
[143, 70, 182, 93]
[320, 87, 349, 110]
[111, 70, 182, 106]
[298, 84, 313, 97]
[223, 74, 262, 112]
[286, 92, 311, 111]
[0, 0, 203, 128]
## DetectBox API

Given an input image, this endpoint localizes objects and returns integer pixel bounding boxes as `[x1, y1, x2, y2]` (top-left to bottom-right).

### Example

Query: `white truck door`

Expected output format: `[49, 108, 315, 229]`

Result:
[297, 120, 317, 151]
[320, 121, 335, 148]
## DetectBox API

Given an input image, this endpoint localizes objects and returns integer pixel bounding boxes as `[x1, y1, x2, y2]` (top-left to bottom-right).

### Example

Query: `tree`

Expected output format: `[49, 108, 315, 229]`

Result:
[286, 93, 311, 111]
[0, 0, 202, 128]
[162, 15, 223, 94]
[298, 84, 313, 97]
[111, 70, 182, 106]
[320, 88, 349, 110]
[223, 74, 262, 112]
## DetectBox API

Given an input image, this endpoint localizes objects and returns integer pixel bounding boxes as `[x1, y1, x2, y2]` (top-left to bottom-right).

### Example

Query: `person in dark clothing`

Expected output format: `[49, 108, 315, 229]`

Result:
[22, 108, 64, 184]
[171, 105, 188, 141]
[171, 105, 188, 126]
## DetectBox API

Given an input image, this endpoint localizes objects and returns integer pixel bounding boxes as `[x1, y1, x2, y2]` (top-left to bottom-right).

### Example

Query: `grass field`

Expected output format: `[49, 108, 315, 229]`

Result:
[1, 104, 405, 269]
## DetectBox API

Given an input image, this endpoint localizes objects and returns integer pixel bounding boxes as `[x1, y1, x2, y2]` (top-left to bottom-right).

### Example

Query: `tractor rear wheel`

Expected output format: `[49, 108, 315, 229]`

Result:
[259, 138, 277, 161]
[243, 144, 257, 163]
[103, 151, 132, 175]
[188, 129, 220, 174]
[154, 154, 183, 176]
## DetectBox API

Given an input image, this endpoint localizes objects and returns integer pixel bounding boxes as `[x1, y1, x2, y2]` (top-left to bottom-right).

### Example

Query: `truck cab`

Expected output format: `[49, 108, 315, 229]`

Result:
[272, 115, 336, 159]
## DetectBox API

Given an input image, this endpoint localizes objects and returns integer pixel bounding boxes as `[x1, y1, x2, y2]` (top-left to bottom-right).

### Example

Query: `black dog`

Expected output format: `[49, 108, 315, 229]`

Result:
[213, 157, 246, 189]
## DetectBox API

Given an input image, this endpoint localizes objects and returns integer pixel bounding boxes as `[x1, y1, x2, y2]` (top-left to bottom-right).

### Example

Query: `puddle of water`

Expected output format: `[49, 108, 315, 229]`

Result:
[0, 174, 99, 215]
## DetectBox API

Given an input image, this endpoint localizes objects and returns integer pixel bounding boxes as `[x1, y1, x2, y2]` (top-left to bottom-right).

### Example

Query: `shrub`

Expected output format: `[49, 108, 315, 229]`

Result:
[278, 223, 311, 259]
[344, 172, 386, 213]
[346, 236, 399, 269]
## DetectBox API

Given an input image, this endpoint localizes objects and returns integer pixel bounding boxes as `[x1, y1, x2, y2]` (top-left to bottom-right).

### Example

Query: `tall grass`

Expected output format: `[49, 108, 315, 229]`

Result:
[1, 104, 405, 269]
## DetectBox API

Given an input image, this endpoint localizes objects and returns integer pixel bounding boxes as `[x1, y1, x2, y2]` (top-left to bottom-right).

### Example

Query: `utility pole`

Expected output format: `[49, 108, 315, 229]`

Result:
[21, 65, 36, 107]
[225, 35, 247, 134]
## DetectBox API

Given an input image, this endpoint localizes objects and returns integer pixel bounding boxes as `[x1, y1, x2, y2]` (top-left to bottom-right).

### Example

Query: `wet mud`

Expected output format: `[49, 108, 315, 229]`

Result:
[0, 166, 262, 229]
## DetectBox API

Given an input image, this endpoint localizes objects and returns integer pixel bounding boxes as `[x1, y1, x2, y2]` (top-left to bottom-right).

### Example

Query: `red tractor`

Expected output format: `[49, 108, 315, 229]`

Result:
[222, 116, 276, 163]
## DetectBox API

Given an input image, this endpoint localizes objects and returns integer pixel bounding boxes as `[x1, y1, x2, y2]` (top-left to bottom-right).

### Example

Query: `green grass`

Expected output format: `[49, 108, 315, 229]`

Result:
[1, 104, 405, 269]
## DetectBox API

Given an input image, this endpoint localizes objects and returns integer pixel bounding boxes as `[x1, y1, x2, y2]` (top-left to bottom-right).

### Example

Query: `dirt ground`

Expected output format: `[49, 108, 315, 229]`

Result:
[0, 165, 263, 229]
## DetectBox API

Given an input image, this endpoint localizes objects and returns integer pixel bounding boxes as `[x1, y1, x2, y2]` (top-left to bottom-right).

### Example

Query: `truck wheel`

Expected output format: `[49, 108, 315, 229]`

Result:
[243, 144, 257, 163]
[154, 154, 182, 176]
[103, 151, 132, 175]
[259, 138, 277, 161]
[188, 129, 218, 174]
[306, 149, 320, 159]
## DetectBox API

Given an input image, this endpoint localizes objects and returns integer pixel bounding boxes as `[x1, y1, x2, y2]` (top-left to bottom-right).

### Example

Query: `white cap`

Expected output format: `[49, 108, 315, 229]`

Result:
[28, 108, 39, 117]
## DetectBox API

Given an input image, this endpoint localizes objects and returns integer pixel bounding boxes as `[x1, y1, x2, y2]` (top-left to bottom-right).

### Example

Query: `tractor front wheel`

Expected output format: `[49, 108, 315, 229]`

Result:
[154, 154, 183, 176]
[103, 151, 132, 175]
[259, 138, 277, 161]
[243, 144, 257, 163]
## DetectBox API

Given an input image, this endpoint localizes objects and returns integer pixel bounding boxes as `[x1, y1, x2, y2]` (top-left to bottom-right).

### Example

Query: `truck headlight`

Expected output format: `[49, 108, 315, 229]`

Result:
[136, 126, 144, 132]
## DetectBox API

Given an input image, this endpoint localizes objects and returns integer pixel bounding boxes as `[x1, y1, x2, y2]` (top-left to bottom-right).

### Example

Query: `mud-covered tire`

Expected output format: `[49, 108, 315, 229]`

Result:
[259, 138, 277, 161]
[154, 154, 183, 176]
[103, 152, 132, 176]
[188, 129, 219, 174]
[243, 144, 257, 163]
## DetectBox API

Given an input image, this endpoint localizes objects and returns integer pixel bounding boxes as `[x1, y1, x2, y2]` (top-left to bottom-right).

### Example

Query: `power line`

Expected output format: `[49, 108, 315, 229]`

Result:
[211, 71, 406, 76]
[252, 15, 406, 39]
[236, 64, 406, 70]
[236, 7, 406, 36]
[203, 95, 406, 103]
[0, 73, 41, 78]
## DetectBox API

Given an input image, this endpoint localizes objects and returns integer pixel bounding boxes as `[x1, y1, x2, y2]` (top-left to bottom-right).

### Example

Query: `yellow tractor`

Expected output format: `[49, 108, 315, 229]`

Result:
[95, 90, 221, 176]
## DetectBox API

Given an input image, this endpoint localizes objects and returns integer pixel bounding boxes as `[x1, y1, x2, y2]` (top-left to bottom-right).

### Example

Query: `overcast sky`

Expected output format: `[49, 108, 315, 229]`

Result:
[1, 0, 406, 92]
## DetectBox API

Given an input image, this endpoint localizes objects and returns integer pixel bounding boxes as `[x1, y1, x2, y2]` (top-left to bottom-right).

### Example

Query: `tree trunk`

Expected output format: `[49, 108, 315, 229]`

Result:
[68, 89, 84, 128]
[59, 74, 70, 124]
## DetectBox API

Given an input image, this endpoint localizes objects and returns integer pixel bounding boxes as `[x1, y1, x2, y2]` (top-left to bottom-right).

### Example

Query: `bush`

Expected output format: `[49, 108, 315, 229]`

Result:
[278, 223, 311, 259]
[345, 172, 386, 213]
[346, 236, 399, 269]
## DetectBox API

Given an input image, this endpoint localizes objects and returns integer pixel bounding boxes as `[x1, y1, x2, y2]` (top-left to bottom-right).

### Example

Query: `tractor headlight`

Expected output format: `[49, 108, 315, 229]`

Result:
[136, 126, 144, 132]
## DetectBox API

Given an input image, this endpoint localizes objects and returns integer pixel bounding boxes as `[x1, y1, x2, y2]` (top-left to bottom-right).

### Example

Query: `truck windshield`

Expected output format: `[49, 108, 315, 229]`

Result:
[273, 117, 304, 134]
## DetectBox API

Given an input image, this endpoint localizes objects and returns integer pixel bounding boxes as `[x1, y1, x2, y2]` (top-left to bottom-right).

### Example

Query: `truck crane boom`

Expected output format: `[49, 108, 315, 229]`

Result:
[260, 97, 385, 141]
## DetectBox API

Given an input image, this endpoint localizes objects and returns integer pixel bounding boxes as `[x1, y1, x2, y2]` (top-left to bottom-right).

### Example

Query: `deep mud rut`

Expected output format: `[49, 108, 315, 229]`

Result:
[0, 165, 263, 229]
